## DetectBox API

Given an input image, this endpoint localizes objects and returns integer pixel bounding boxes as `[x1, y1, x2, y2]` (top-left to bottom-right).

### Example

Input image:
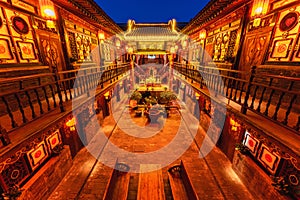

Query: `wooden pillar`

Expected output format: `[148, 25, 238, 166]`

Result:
[56, 7, 71, 70]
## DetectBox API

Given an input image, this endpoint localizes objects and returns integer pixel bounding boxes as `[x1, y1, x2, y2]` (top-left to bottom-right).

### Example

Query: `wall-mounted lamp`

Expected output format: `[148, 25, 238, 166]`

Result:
[199, 29, 207, 40]
[104, 91, 111, 101]
[229, 117, 241, 132]
[251, 0, 269, 27]
[170, 46, 176, 54]
[39, 0, 56, 28]
[116, 39, 121, 48]
[98, 31, 105, 42]
[182, 40, 187, 48]
[66, 117, 76, 131]
[195, 92, 200, 100]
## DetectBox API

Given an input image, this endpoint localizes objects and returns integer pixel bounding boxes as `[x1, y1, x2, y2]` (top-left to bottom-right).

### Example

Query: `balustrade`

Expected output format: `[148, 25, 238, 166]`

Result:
[0, 63, 131, 137]
[173, 62, 300, 132]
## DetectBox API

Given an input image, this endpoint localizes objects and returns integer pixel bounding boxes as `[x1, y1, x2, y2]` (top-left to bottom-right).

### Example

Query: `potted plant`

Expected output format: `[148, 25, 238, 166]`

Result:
[144, 96, 157, 105]
[159, 90, 177, 105]
[129, 90, 142, 107]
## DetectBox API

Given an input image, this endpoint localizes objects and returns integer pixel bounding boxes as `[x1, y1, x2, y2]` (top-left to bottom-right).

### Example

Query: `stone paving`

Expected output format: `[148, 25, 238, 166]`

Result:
[48, 102, 256, 200]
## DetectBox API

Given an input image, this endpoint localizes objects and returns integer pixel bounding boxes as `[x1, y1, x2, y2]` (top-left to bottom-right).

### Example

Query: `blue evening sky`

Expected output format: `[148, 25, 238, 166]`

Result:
[95, 0, 210, 23]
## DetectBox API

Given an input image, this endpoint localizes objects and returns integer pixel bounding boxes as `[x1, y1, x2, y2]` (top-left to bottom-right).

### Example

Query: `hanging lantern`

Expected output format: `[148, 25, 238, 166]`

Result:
[251, 0, 269, 18]
[39, 0, 56, 20]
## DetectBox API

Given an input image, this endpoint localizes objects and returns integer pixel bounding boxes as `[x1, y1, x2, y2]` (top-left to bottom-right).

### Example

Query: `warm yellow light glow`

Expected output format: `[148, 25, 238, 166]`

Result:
[251, 0, 269, 18]
[199, 29, 207, 40]
[98, 31, 105, 41]
[170, 47, 176, 54]
[116, 40, 121, 48]
[46, 20, 55, 28]
[66, 117, 76, 131]
[182, 40, 187, 48]
[195, 92, 200, 100]
[253, 18, 261, 27]
[230, 117, 241, 132]
[128, 47, 133, 54]
[39, 0, 56, 20]
[104, 91, 110, 100]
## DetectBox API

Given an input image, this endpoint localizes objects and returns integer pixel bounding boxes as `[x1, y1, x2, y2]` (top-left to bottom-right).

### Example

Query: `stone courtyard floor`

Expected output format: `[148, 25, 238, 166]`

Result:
[48, 102, 255, 200]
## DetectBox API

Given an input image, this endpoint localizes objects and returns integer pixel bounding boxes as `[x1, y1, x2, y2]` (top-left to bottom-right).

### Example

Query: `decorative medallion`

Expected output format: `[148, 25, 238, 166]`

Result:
[17, 42, 36, 60]
[258, 144, 281, 174]
[26, 141, 48, 170]
[271, 39, 293, 58]
[46, 129, 62, 151]
[0, 44, 6, 54]
[279, 12, 299, 32]
[0, 39, 13, 59]
[243, 130, 260, 156]
[289, 174, 299, 186]
[10, 169, 20, 180]
[12, 16, 29, 34]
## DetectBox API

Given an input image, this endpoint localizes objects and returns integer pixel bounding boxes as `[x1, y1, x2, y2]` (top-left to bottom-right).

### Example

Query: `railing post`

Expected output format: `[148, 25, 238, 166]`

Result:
[84, 70, 90, 97]
[241, 66, 256, 114]
[54, 72, 65, 112]
[0, 125, 10, 146]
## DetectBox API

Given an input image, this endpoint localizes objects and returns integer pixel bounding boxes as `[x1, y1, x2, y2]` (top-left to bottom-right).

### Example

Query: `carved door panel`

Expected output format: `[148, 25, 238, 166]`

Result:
[239, 32, 270, 72]
[39, 35, 65, 72]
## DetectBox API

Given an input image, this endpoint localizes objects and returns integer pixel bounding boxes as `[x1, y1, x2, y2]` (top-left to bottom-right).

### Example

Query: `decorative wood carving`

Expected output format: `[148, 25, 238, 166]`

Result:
[239, 33, 270, 72]
[267, 6, 300, 63]
[0, 7, 39, 64]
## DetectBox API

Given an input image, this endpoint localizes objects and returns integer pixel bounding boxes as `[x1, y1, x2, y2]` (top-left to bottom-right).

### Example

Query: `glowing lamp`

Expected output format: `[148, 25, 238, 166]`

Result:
[251, 0, 269, 18]
[104, 91, 111, 101]
[98, 31, 105, 41]
[46, 20, 55, 28]
[230, 117, 241, 132]
[195, 92, 200, 100]
[170, 47, 176, 54]
[66, 117, 76, 131]
[128, 47, 133, 54]
[199, 29, 207, 40]
[39, 0, 56, 20]
[116, 40, 121, 48]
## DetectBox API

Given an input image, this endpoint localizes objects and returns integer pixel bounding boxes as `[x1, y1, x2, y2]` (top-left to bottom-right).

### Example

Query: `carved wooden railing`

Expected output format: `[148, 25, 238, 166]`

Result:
[0, 63, 131, 137]
[173, 63, 300, 133]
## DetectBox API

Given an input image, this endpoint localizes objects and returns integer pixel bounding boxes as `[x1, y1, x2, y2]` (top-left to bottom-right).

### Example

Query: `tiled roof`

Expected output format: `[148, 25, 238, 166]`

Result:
[125, 26, 179, 41]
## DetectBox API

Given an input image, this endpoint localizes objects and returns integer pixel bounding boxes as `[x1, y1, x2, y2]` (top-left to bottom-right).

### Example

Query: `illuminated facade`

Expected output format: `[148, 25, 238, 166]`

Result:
[0, 0, 299, 199]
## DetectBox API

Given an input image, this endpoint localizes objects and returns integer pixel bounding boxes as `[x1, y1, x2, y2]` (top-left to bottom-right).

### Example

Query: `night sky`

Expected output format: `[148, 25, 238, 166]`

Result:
[95, 0, 210, 23]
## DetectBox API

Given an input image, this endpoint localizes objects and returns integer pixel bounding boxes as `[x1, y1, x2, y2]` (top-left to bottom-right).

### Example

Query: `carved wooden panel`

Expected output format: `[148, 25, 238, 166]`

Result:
[39, 36, 65, 72]
[0, 156, 30, 191]
[204, 37, 214, 63]
[67, 31, 77, 60]
[239, 33, 270, 72]
[0, 7, 39, 64]
[267, 6, 300, 63]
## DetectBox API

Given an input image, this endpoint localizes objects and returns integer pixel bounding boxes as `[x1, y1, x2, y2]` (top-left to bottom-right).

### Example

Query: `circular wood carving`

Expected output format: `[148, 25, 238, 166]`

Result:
[12, 16, 29, 34]
[279, 12, 299, 32]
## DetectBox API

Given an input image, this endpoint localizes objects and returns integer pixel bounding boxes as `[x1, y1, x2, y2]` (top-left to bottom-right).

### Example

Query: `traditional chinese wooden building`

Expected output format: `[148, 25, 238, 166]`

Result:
[0, 0, 299, 199]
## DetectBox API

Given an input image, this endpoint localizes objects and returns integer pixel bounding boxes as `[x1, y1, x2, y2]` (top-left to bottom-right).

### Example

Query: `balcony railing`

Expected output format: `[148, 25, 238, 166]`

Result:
[173, 62, 300, 133]
[0, 63, 131, 135]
